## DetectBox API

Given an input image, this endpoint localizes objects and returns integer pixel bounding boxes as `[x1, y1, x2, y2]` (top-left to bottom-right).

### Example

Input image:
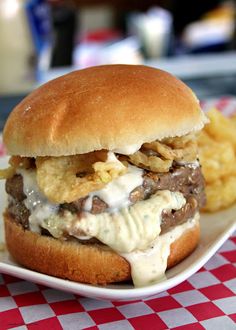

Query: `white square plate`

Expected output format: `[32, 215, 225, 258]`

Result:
[0, 156, 235, 301]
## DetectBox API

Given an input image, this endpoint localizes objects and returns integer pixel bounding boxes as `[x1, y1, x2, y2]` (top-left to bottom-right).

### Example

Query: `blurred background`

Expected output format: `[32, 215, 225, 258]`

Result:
[0, 0, 236, 130]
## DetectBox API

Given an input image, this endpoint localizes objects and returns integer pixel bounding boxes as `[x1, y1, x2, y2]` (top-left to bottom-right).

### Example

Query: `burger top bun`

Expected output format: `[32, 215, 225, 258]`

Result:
[3, 65, 208, 157]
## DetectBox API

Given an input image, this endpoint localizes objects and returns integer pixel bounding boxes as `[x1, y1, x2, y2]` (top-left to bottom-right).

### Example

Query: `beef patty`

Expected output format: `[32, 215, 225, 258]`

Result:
[6, 163, 205, 237]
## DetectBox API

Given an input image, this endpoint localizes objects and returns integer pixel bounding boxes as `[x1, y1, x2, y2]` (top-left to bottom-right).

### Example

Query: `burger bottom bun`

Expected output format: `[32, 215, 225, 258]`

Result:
[4, 212, 200, 285]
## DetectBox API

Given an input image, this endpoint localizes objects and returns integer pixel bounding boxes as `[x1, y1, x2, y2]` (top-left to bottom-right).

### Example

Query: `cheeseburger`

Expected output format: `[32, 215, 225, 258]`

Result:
[1, 65, 208, 287]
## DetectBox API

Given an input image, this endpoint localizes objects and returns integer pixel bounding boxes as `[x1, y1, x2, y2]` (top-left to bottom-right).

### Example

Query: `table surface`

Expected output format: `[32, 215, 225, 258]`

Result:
[0, 97, 236, 330]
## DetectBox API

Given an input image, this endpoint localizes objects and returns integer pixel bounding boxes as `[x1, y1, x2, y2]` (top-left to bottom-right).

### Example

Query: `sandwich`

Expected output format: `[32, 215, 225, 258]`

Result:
[1, 65, 208, 287]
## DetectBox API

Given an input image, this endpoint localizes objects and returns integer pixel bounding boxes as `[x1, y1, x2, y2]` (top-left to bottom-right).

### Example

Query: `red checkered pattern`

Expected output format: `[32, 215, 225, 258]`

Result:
[0, 233, 235, 329]
[0, 97, 236, 329]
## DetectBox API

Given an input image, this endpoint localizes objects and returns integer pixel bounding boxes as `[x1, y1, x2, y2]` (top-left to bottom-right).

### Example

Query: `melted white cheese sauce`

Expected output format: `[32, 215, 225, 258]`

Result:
[112, 143, 142, 155]
[122, 214, 199, 287]
[84, 152, 143, 212]
[18, 169, 59, 233]
[176, 160, 199, 169]
[71, 190, 186, 253]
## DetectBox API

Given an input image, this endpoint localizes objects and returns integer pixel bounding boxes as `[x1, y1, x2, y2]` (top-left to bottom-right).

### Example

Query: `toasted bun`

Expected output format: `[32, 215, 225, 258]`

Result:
[3, 65, 207, 157]
[4, 212, 200, 285]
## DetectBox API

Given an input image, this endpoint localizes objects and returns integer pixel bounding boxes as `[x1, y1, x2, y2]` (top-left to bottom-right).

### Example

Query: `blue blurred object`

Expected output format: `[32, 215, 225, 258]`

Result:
[25, 0, 52, 54]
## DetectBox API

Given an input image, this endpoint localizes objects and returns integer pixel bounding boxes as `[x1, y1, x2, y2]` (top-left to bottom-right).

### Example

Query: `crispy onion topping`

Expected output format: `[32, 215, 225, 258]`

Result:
[1, 134, 197, 203]
[0, 156, 34, 180]
[126, 134, 197, 172]
[36, 151, 127, 203]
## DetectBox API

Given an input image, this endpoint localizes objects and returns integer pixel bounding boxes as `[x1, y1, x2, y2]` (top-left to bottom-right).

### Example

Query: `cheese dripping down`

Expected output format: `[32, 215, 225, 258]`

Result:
[122, 215, 198, 287]
[71, 190, 186, 253]
[18, 169, 59, 233]
[41, 190, 189, 286]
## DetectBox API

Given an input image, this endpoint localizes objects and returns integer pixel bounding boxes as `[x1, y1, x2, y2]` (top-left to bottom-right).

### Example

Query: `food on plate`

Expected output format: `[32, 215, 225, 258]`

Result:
[197, 108, 236, 212]
[231, 114, 236, 126]
[204, 108, 236, 149]
[1, 65, 208, 287]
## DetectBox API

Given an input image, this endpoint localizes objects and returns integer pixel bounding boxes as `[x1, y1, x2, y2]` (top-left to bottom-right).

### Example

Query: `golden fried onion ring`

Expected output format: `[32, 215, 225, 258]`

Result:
[0, 156, 33, 180]
[128, 134, 197, 172]
[128, 151, 172, 172]
[36, 151, 127, 204]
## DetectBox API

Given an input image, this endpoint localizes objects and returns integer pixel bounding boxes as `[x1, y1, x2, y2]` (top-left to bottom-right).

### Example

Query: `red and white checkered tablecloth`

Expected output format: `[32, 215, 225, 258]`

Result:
[0, 97, 236, 330]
